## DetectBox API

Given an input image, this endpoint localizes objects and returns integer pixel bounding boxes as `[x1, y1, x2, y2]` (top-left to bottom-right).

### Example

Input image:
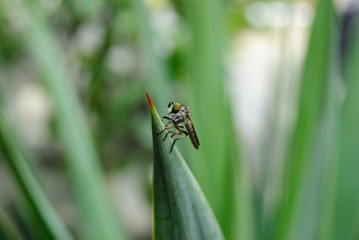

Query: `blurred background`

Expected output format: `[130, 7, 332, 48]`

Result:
[0, 0, 358, 239]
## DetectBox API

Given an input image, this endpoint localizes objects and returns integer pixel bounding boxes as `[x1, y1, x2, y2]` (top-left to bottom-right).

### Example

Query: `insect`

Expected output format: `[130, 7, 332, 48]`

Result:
[157, 101, 200, 153]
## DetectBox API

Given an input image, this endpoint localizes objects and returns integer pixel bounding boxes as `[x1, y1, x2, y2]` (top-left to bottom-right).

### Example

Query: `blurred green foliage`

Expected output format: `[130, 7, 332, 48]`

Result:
[0, 0, 358, 239]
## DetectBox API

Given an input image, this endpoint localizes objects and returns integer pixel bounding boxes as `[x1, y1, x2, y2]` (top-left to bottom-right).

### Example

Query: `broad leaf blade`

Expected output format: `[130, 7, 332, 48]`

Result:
[146, 92, 224, 240]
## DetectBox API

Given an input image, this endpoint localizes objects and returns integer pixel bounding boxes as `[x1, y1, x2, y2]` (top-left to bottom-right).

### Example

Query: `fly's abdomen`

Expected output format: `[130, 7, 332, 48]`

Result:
[185, 119, 200, 149]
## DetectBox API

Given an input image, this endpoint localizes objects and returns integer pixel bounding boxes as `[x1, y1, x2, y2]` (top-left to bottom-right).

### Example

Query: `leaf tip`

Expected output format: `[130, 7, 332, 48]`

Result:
[145, 91, 156, 111]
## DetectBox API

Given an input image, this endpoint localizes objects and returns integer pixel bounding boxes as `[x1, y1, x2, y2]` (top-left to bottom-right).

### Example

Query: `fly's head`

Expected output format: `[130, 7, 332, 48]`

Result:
[168, 101, 181, 114]
[167, 101, 190, 123]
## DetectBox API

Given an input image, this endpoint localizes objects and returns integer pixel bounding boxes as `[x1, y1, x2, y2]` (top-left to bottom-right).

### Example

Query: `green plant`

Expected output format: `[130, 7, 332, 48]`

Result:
[146, 92, 224, 240]
[0, 114, 73, 240]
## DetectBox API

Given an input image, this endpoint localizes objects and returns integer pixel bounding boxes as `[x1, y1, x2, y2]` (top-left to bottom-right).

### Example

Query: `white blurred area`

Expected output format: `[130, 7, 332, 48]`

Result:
[229, 1, 313, 178]
[9, 83, 52, 148]
[335, 0, 353, 13]
[228, 0, 353, 219]
[108, 165, 152, 239]
[228, 1, 316, 219]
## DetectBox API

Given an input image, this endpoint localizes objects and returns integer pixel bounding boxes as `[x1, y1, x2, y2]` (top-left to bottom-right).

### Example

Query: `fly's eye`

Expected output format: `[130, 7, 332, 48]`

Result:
[172, 103, 180, 113]
[168, 101, 175, 108]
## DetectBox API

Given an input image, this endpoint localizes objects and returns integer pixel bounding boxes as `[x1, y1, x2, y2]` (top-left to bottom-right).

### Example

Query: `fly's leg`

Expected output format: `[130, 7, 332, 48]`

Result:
[170, 131, 180, 138]
[164, 120, 173, 128]
[171, 127, 187, 138]
[156, 125, 176, 135]
[161, 116, 172, 122]
[168, 125, 186, 137]
[163, 130, 178, 141]
[164, 123, 186, 140]
[156, 116, 174, 135]
[161, 124, 184, 140]
[170, 132, 188, 153]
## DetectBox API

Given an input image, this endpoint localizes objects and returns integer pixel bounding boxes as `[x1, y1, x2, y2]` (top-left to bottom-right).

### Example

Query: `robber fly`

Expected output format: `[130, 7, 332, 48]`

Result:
[157, 101, 200, 153]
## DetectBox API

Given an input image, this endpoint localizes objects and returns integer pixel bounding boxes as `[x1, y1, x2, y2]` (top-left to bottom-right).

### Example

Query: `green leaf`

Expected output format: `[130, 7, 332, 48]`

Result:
[182, 0, 251, 237]
[146, 92, 224, 240]
[0, 114, 74, 240]
[0, 208, 22, 240]
[333, 15, 359, 240]
[274, 0, 336, 239]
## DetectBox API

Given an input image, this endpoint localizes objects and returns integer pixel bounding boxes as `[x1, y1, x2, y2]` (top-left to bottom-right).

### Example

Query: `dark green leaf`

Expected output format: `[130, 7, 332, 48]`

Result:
[146, 92, 224, 240]
[0, 114, 74, 240]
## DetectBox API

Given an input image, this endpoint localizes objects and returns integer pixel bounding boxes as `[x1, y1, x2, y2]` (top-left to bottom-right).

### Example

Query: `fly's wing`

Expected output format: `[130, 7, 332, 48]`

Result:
[184, 117, 200, 149]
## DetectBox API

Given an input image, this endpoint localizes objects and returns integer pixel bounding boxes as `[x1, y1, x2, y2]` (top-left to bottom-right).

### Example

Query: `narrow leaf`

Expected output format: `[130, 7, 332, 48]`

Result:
[274, 0, 335, 239]
[0, 208, 22, 240]
[182, 0, 249, 237]
[333, 16, 359, 240]
[0, 0, 127, 239]
[0, 113, 74, 240]
[146, 92, 224, 240]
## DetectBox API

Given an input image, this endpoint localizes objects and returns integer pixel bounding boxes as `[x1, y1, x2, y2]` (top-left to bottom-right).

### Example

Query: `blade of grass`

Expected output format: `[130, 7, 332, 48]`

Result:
[1, 0, 127, 239]
[333, 16, 359, 240]
[0, 113, 74, 240]
[287, 4, 340, 240]
[146, 91, 224, 240]
[0, 208, 22, 240]
[182, 0, 254, 238]
[274, 0, 335, 239]
[288, 73, 341, 240]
